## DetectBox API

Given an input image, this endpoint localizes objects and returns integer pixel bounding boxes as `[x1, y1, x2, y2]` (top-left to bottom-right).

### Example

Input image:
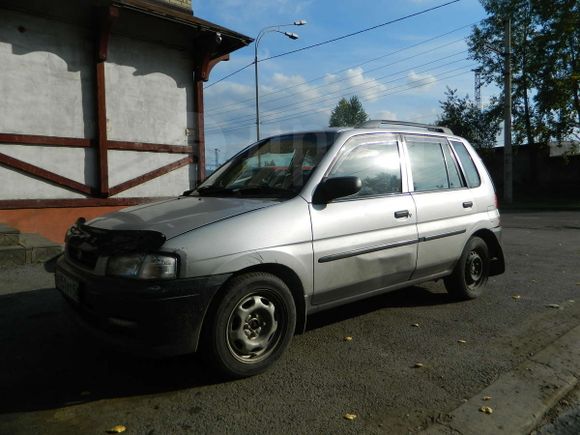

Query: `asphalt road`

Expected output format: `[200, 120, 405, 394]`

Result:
[0, 211, 579, 434]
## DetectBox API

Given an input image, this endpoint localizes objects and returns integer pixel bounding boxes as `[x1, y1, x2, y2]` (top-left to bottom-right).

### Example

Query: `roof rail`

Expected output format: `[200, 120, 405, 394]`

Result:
[356, 120, 453, 135]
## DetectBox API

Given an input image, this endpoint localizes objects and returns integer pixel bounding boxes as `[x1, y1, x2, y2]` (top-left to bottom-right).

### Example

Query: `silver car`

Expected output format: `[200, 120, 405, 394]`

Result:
[56, 120, 505, 378]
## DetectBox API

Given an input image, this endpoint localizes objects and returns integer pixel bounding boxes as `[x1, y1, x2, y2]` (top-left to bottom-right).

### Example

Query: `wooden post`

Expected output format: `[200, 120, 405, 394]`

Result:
[95, 6, 119, 197]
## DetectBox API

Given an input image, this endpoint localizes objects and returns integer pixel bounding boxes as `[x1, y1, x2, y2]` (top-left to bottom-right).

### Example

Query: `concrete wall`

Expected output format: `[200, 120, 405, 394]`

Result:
[0, 7, 196, 200]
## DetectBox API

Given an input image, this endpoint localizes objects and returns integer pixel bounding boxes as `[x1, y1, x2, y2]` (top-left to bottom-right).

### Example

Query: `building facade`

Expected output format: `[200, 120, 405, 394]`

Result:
[0, 0, 251, 242]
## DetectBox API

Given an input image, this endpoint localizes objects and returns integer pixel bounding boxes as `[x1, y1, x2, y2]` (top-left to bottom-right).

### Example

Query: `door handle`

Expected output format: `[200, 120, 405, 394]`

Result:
[394, 210, 410, 219]
[463, 201, 473, 208]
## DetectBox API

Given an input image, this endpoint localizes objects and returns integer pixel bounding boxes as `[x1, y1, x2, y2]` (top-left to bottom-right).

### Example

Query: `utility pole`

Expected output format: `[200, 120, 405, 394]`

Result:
[474, 68, 482, 110]
[503, 18, 513, 204]
[213, 148, 220, 169]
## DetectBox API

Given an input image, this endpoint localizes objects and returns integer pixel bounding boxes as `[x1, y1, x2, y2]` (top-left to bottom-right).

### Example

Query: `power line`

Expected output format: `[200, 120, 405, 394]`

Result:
[204, 61, 254, 89]
[261, 0, 461, 62]
[208, 37, 467, 116]
[206, 65, 475, 134]
[209, 52, 470, 127]
[204, 0, 463, 90]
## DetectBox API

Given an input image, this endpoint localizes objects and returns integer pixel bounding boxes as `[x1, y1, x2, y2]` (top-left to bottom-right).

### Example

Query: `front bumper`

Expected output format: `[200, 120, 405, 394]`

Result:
[55, 256, 231, 357]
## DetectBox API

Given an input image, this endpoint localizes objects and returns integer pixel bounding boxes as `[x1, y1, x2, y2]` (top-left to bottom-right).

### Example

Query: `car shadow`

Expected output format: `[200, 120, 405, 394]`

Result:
[306, 285, 456, 331]
[0, 284, 456, 414]
[0, 288, 218, 414]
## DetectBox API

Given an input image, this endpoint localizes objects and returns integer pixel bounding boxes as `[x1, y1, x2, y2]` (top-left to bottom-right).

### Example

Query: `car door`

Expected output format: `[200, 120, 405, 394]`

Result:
[310, 134, 418, 306]
[403, 135, 476, 279]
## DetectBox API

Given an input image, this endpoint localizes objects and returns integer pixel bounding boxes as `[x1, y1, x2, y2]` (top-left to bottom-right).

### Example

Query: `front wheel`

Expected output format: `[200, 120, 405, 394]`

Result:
[444, 236, 490, 300]
[202, 272, 296, 378]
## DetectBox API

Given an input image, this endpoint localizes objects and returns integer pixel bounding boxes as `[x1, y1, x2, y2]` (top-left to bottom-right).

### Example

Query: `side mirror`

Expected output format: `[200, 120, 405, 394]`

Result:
[313, 176, 362, 204]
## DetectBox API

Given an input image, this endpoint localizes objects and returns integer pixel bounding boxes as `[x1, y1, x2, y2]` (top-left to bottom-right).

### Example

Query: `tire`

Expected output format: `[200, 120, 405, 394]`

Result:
[202, 272, 296, 378]
[444, 236, 490, 300]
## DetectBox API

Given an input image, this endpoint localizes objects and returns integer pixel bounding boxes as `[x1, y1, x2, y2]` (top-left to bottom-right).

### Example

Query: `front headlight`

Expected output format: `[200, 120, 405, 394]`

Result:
[107, 254, 177, 279]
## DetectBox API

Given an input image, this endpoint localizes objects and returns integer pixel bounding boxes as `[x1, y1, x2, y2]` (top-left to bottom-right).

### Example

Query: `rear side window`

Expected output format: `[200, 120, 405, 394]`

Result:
[450, 140, 481, 187]
[329, 136, 402, 197]
[406, 136, 451, 191]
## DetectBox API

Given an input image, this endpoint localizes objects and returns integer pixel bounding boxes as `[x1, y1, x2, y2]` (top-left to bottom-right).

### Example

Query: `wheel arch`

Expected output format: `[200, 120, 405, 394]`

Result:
[201, 263, 307, 345]
[472, 228, 505, 276]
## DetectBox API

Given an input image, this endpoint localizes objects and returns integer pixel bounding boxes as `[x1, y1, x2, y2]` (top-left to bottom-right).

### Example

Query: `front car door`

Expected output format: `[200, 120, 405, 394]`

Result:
[310, 134, 418, 306]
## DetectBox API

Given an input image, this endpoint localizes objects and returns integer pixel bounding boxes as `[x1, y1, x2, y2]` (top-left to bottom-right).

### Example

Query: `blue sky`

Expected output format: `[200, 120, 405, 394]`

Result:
[194, 0, 495, 166]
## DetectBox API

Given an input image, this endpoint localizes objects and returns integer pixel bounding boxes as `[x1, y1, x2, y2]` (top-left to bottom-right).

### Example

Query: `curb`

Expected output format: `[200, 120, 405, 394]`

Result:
[421, 325, 580, 435]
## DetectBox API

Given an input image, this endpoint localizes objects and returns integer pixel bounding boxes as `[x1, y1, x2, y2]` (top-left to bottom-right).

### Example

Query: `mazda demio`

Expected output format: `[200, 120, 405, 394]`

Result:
[56, 120, 505, 378]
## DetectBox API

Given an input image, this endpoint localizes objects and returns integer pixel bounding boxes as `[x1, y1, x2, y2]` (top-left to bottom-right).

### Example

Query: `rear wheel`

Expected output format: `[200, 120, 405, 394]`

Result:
[202, 272, 296, 378]
[444, 236, 489, 300]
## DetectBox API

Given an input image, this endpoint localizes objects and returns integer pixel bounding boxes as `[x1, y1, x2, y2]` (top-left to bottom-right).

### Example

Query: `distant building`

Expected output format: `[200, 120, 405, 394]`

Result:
[0, 0, 251, 242]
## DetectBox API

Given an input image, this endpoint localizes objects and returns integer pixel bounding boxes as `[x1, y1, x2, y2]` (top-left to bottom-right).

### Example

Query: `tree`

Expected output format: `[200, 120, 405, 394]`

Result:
[468, 0, 579, 170]
[436, 87, 501, 150]
[329, 96, 368, 127]
[531, 0, 580, 143]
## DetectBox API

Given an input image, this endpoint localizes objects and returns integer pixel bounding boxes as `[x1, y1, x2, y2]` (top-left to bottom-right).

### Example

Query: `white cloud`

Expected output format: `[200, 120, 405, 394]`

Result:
[407, 70, 437, 89]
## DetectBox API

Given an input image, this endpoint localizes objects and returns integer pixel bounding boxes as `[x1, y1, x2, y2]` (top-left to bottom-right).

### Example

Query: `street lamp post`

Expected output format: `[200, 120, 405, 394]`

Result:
[254, 20, 306, 141]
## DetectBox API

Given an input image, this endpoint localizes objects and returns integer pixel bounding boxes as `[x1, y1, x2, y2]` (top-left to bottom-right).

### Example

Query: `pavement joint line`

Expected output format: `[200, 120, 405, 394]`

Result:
[420, 324, 580, 435]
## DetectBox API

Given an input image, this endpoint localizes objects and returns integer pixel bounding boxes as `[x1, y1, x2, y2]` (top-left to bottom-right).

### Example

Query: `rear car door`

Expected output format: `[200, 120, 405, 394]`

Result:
[403, 135, 476, 279]
[310, 134, 418, 305]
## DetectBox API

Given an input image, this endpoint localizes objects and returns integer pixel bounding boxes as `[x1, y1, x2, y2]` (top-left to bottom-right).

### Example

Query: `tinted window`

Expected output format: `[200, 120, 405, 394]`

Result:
[450, 140, 481, 187]
[442, 142, 464, 188]
[329, 137, 401, 198]
[406, 137, 450, 191]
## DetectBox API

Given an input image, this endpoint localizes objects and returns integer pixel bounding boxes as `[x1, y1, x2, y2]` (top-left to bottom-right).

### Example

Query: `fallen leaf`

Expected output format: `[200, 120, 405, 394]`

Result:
[457, 339, 467, 344]
[343, 413, 357, 421]
[479, 406, 493, 415]
[414, 362, 424, 368]
[569, 300, 575, 303]
[80, 391, 91, 396]
[546, 304, 560, 309]
[411, 323, 420, 328]
[512, 295, 521, 300]
[343, 336, 353, 342]
[482, 396, 492, 401]
[106, 426, 126, 434]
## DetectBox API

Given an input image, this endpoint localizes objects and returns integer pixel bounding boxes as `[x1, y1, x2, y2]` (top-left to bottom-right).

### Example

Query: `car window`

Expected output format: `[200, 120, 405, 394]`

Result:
[442, 142, 465, 188]
[406, 136, 451, 191]
[329, 136, 402, 198]
[197, 132, 337, 197]
[450, 140, 481, 188]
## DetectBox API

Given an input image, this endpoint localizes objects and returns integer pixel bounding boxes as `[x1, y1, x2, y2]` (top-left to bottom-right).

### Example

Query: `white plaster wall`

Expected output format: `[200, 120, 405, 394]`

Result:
[0, 9, 94, 138]
[113, 165, 190, 198]
[106, 35, 194, 146]
[108, 150, 184, 185]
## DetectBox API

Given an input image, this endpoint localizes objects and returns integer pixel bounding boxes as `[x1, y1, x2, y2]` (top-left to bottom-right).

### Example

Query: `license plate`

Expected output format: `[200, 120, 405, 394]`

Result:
[56, 271, 80, 303]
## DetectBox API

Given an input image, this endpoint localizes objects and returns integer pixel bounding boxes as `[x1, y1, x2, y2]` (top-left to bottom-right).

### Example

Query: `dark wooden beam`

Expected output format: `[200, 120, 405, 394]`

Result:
[108, 140, 195, 154]
[0, 197, 165, 210]
[108, 156, 193, 196]
[193, 74, 205, 184]
[94, 6, 119, 198]
[0, 133, 92, 148]
[0, 153, 93, 195]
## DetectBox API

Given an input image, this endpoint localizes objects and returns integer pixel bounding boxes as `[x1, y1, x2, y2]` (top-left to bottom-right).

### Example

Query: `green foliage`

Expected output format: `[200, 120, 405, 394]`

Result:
[468, 0, 579, 146]
[329, 96, 368, 127]
[437, 88, 502, 149]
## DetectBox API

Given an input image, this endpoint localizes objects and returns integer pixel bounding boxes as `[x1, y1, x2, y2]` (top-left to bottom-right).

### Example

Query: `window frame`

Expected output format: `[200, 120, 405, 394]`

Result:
[449, 139, 482, 188]
[323, 133, 407, 202]
[402, 134, 471, 193]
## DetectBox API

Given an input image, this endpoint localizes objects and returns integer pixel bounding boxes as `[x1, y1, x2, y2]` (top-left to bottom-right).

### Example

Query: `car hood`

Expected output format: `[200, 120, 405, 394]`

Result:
[88, 196, 277, 240]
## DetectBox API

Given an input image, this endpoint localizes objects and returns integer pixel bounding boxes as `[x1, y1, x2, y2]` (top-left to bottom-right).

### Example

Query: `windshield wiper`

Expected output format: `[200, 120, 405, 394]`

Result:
[195, 186, 236, 196]
[235, 185, 296, 198]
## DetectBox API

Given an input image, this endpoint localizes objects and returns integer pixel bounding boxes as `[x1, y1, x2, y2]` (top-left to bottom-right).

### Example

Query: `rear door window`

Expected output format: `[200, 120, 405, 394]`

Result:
[450, 140, 481, 188]
[405, 136, 451, 191]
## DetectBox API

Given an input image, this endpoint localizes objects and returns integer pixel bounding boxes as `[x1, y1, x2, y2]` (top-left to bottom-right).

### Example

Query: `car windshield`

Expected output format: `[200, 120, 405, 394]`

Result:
[194, 132, 338, 198]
